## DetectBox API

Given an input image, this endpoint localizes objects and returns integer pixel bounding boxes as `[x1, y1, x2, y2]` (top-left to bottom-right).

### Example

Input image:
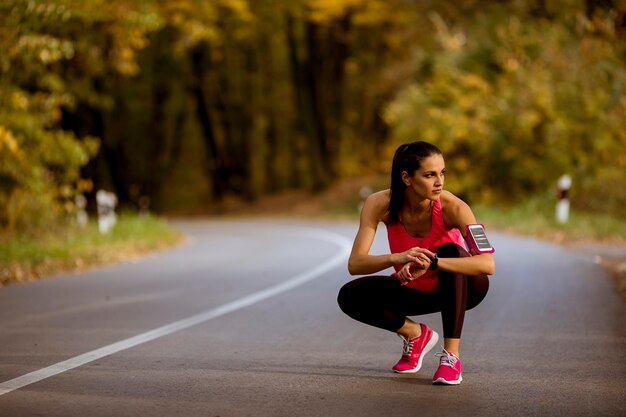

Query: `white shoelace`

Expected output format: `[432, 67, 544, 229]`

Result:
[398, 334, 415, 356]
[435, 348, 458, 367]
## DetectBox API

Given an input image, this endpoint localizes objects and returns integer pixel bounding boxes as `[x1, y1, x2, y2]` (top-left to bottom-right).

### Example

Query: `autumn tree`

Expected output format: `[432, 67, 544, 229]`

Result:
[0, 0, 166, 235]
[385, 2, 626, 214]
[3, 0, 625, 237]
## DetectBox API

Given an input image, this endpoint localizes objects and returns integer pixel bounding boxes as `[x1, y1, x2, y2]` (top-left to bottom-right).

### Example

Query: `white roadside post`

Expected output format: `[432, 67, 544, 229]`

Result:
[96, 190, 118, 234]
[556, 174, 572, 224]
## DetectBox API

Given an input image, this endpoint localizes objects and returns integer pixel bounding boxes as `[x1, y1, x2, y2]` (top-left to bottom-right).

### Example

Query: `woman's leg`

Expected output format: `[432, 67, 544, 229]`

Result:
[338, 275, 445, 373]
[337, 275, 441, 333]
[437, 243, 490, 356]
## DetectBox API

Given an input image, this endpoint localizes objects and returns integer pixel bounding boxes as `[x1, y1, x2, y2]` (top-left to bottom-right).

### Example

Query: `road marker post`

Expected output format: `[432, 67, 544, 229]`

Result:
[96, 190, 118, 233]
[556, 174, 572, 224]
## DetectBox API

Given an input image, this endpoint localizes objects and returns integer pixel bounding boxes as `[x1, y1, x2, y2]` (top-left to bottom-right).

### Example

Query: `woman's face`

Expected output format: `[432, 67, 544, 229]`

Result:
[402, 154, 445, 201]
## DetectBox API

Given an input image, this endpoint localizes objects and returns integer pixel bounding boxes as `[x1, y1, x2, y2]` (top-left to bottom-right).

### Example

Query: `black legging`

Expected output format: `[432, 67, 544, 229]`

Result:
[337, 243, 489, 339]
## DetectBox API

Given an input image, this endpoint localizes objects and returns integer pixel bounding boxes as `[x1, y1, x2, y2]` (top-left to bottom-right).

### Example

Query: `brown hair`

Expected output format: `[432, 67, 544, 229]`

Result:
[388, 141, 442, 225]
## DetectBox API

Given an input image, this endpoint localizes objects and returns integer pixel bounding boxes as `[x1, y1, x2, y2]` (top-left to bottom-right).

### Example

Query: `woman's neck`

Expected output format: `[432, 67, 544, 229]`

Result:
[404, 195, 433, 216]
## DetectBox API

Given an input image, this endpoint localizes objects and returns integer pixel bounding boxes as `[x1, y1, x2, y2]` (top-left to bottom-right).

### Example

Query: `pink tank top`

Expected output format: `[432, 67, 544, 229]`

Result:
[385, 199, 465, 292]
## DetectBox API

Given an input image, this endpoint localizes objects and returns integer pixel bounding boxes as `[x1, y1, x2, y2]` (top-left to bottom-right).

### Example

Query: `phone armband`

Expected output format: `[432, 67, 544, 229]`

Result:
[465, 224, 495, 254]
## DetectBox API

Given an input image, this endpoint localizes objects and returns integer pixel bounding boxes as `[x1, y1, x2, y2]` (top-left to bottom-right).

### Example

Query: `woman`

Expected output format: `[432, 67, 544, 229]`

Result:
[337, 141, 495, 385]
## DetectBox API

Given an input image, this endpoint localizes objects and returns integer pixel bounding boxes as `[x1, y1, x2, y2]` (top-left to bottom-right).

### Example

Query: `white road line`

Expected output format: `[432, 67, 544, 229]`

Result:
[0, 228, 353, 396]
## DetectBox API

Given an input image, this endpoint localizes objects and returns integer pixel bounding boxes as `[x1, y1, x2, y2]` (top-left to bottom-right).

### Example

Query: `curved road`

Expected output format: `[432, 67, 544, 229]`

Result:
[0, 219, 624, 416]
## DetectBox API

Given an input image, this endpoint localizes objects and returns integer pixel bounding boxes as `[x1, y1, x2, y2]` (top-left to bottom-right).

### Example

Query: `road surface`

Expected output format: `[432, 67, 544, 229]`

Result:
[0, 219, 624, 416]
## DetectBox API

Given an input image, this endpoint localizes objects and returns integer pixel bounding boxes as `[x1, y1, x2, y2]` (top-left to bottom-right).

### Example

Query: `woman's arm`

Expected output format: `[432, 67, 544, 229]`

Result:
[436, 253, 495, 276]
[347, 191, 433, 275]
[348, 191, 395, 275]
[438, 192, 496, 276]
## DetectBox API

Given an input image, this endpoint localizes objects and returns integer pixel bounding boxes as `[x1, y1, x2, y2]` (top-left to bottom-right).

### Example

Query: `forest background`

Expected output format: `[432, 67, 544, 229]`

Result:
[1, 0, 625, 239]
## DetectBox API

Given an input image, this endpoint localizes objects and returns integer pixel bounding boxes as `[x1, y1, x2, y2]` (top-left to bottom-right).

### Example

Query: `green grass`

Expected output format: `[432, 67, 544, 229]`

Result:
[0, 214, 183, 285]
[473, 198, 626, 244]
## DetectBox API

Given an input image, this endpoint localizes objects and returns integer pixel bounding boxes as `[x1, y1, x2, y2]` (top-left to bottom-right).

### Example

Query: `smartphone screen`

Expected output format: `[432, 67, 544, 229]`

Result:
[468, 225, 494, 253]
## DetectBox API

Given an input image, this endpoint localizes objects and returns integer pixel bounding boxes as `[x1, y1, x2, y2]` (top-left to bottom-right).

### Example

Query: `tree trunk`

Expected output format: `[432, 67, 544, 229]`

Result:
[286, 11, 352, 190]
[286, 12, 328, 190]
[189, 44, 228, 200]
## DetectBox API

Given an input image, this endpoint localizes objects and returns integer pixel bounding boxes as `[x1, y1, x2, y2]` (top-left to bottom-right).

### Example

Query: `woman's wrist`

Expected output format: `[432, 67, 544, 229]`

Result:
[429, 254, 439, 270]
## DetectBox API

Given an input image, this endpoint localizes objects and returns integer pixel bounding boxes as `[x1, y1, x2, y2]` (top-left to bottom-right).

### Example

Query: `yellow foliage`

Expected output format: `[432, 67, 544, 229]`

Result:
[223, 0, 253, 22]
[0, 125, 20, 155]
[308, 0, 363, 22]
[385, 7, 626, 209]
[10, 91, 29, 111]
[308, 0, 395, 26]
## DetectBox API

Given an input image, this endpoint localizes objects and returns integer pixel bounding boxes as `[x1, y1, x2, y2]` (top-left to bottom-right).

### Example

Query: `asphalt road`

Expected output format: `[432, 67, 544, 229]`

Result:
[0, 219, 624, 417]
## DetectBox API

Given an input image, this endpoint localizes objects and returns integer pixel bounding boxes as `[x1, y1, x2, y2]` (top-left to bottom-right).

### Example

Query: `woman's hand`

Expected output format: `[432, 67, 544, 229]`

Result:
[397, 261, 429, 286]
[392, 247, 435, 267]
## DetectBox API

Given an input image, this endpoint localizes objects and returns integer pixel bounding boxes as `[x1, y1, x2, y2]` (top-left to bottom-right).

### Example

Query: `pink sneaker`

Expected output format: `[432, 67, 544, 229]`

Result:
[432, 348, 462, 385]
[392, 323, 439, 373]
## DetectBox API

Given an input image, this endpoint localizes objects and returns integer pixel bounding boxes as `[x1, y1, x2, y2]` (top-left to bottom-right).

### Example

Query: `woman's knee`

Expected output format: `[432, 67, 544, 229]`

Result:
[337, 282, 352, 311]
[438, 242, 470, 259]
[337, 281, 362, 314]
[337, 276, 392, 314]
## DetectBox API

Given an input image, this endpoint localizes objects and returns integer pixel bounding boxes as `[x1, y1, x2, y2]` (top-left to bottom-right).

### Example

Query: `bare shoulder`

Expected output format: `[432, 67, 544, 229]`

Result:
[440, 190, 476, 229]
[440, 190, 468, 212]
[363, 189, 390, 222]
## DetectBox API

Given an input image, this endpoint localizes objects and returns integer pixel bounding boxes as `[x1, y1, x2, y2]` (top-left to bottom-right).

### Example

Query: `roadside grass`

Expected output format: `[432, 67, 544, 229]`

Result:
[0, 214, 183, 286]
[473, 199, 626, 245]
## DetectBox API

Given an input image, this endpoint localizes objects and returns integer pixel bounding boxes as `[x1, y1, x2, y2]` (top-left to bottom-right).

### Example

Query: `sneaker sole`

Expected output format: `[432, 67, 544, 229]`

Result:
[393, 330, 440, 374]
[433, 375, 463, 385]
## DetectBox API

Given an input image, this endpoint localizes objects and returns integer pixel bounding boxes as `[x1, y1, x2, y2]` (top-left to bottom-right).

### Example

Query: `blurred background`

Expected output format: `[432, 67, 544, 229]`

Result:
[1, 0, 625, 238]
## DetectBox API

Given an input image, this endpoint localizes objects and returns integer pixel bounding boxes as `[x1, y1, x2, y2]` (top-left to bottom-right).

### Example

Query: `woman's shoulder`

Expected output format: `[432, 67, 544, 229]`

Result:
[440, 190, 475, 227]
[363, 189, 391, 221]
[365, 189, 391, 209]
[440, 190, 466, 207]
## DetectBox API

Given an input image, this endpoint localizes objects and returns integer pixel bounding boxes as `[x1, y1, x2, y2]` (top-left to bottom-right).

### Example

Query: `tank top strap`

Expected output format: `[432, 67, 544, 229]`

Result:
[431, 199, 445, 229]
